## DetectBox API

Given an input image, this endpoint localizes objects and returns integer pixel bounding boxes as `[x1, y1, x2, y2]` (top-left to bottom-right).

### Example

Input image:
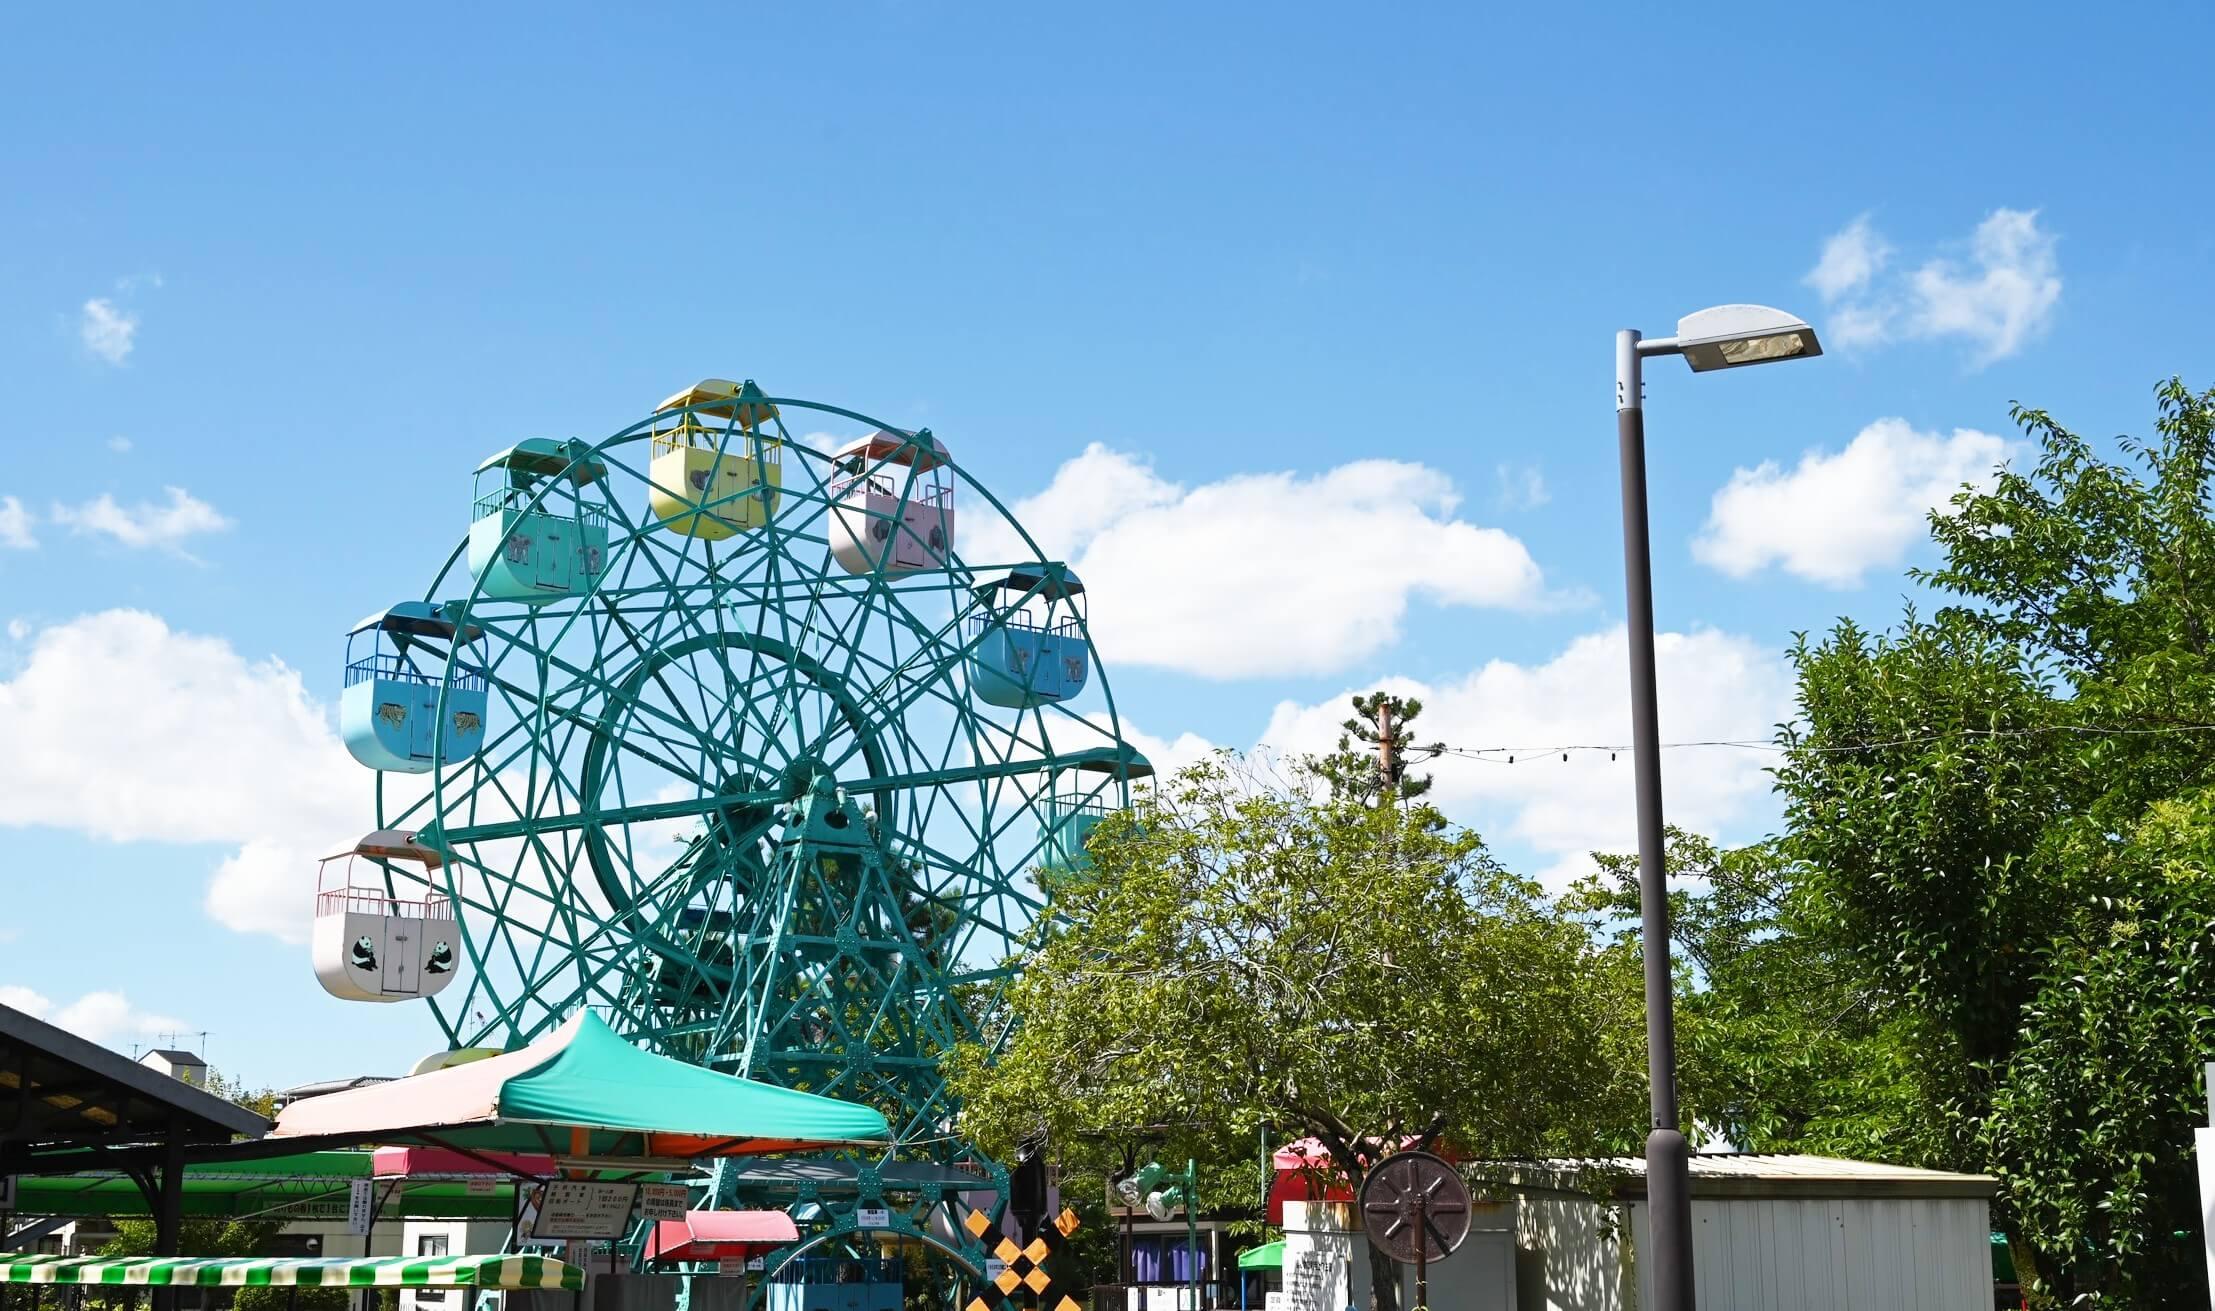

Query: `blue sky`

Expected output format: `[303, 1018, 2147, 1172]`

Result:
[2, 3, 2211, 1089]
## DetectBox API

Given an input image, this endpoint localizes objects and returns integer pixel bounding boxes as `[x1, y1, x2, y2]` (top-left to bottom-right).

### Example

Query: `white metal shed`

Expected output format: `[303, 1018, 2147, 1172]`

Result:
[1488, 1154, 1998, 1311]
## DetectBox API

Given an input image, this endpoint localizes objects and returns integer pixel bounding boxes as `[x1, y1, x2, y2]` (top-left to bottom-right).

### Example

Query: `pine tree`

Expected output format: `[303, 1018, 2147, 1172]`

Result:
[1313, 692, 1445, 805]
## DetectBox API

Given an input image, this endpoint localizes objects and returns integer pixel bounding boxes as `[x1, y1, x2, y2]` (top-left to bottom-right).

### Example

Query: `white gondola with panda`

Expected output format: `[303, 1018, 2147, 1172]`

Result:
[311, 830, 460, 1003]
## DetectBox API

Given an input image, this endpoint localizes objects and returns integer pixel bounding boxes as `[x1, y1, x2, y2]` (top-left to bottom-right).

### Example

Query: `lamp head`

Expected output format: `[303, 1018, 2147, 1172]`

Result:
[1117, 1161, 1166, 1207]
[1672, 304, 1822, 372]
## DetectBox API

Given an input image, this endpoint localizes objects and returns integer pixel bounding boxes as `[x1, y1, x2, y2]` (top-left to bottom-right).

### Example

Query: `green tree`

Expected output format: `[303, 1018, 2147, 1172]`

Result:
[233, 1285, 349, 1311]
[1311, 693, 1446, 805]
[947, 753, 1645, 1311]
[1570, 831, 1943, 1163]
[1772, 379, 2215, 1308]
[93, 1219, 285, 1310]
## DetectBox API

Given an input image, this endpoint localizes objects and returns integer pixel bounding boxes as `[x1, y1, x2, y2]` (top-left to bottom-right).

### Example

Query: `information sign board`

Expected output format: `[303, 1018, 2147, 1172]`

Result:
[346, 1180, 375, 1236]
[639, 1183, 689, 1221]
[530, 1181, 640, 1239]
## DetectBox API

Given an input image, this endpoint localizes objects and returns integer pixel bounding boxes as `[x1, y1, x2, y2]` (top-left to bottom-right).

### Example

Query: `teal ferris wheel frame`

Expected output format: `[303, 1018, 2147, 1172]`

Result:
[357, 386, 1147, 1168]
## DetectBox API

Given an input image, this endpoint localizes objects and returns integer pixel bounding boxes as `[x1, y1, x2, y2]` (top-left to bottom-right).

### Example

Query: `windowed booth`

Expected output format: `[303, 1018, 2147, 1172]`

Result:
[968, 565, 1090, 709]
[1043, 748, 1153, 871]
[339, 603, 488, 773]
[647, 378, 783, 539]
[828, 429, 954, 575]
[311, 829, 459, 1003]
[468, 438, 609, 602]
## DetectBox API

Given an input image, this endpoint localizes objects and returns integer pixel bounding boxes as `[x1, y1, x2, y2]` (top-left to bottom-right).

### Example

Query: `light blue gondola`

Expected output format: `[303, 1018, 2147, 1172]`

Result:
[340, 603, 489, 773]
[1043, 745, 1153, 871]
[968, 564, 1090, 709]
[467, 439, 610, 603]
[1044, 791, 1108, 870]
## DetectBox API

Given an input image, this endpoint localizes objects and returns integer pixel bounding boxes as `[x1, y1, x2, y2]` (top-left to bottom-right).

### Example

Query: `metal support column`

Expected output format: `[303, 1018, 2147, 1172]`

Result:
[151, 1138, 185, 1311]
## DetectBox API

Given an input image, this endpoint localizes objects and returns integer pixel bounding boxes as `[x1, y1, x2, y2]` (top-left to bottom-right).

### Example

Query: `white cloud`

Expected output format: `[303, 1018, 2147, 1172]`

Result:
[0, 984, 50, 1015]
[80, 298, 139, 364]
[1906, 209, 2063, 365]
[0, 496, 34, 550]
[1693, 419, 2014, 587]
[0, 611, 363, 942]
[1805, 208, 2060, 366]
[107, 435, 134, 453]
[970, 445, 1559, 678]
[1256, 625, 1792, 888]
[1826, 301, 1896, 352]
[1494, 463, 1549, 510]
[1120, 721, 1218, 782]
[1804, 214, 1891, 300]
[51, 486, 232, 555]
[58, 992, 191, 1044]
[0, 985, 189, 1047]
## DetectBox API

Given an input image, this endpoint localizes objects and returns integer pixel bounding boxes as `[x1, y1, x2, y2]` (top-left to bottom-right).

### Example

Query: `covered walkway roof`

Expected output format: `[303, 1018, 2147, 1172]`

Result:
[0, 1002, 268, 1175]
[10, 1151, 521, 1221]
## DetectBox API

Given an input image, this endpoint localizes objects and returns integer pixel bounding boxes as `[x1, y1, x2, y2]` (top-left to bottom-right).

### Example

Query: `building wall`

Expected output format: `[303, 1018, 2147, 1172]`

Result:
[1280, 1199, 1516, 1311]
[1514, 1195, 1629, 1311]
[399, 1219, 513, 1311]
[1513, 1193, 1991, 1311]
[1281, 1202, 1358, 1311]
[1660, 1197, 1991, 1311]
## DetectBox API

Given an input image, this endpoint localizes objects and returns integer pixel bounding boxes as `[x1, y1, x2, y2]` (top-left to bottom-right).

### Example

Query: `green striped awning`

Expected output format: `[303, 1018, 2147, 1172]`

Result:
[0, 1254, 583, 1291]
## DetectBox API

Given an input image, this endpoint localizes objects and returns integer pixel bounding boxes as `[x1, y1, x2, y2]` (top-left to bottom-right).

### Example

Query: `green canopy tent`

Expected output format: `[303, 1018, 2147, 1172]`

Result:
[0, 1253, 582, 1290]
[1235, 1239, 1284, 1311]
[270, 1012, 888, 1167]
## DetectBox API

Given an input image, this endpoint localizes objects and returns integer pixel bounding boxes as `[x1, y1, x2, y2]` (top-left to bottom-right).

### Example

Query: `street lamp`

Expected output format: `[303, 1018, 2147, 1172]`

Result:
[1614, 304, 1820, 1311]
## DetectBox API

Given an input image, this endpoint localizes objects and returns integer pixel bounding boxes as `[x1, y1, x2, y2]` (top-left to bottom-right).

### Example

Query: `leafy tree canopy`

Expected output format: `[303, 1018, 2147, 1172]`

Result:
[947, 754, 1645, 1309]
[1771, 379, 2215, 1308]
[1569, 830, 1945, 1165]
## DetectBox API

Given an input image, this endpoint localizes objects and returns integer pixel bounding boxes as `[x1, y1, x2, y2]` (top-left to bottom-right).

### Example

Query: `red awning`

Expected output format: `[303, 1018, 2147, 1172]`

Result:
[1266, 1138, 1457, 1224]
[646, 1211, 800, 1262]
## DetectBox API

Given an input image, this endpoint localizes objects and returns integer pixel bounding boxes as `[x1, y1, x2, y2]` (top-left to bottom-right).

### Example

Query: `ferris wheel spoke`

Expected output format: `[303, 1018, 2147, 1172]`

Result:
[428, 784, 785, 846]
[592, 604, 743, 780]
[468, 613, 710, 769]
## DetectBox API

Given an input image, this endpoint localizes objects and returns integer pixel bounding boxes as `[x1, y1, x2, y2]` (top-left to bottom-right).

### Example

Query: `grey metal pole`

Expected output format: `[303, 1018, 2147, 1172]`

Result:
[1616, 328, 1696, 1311]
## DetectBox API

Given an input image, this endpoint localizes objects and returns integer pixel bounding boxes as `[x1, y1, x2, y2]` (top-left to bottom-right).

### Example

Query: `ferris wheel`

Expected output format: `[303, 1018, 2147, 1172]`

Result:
[310, 379, 1149, 1158]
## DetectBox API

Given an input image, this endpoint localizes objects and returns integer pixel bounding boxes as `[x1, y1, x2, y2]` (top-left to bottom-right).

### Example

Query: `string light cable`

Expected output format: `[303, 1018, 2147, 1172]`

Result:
[1425, 719, 2215, 764]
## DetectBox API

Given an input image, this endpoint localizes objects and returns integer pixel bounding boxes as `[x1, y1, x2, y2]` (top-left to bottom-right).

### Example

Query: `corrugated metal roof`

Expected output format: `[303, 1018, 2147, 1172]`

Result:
[1679, 1154, 1989, 1182]
[1478, 1153, 1997, 1201]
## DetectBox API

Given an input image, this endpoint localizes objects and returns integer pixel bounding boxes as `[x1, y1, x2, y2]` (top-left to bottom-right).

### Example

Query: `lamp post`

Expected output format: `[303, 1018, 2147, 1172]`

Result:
[1614, 304, 1821, 1311]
